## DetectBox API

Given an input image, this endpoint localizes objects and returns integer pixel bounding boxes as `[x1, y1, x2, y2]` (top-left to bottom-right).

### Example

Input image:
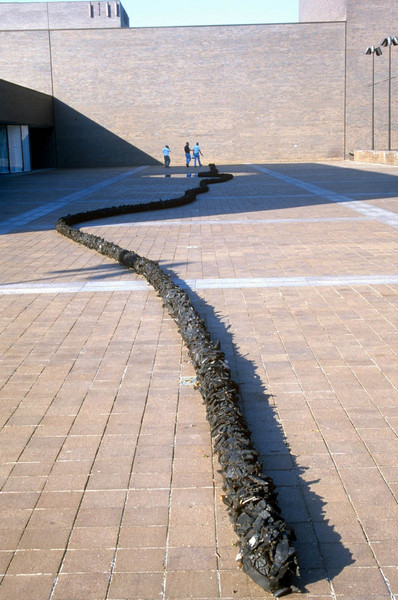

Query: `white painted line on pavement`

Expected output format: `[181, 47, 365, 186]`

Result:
[1, 274, 397, 295]
[250, 165, 398, 229]
[0, 281, 150, 294]
[184, 275, 398, 289]
[0, 166, 147, 234]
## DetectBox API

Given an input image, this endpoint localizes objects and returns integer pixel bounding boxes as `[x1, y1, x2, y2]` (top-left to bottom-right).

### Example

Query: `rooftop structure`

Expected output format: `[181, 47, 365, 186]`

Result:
[0, 1, 129, 30]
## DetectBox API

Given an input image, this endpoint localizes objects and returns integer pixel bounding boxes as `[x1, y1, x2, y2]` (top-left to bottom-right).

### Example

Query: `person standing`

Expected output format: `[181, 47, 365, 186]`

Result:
[184, 142, 192, 167]
[162, 145, 171, 168]
[192, 142, 203, 167]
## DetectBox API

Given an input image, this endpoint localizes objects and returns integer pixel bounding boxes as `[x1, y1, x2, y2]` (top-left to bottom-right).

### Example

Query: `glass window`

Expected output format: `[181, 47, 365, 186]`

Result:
[21, 126, 31, 172]
[0, 126, 9, 173]
[7, 125, 23, 173]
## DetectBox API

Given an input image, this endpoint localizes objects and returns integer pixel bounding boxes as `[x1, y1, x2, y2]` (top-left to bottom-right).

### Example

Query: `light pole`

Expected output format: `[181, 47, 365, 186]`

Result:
[380, 36, 398, 150]
[365, 45, 382, 150]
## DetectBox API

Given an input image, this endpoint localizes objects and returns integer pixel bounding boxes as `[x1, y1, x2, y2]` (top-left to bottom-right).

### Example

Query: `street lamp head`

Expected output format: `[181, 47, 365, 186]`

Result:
[380, 36, 398, 47]
[365, 45, 383, 55]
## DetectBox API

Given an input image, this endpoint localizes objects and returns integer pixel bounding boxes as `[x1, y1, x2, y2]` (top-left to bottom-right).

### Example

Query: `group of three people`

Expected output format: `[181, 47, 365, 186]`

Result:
[162, 142, 203, 168]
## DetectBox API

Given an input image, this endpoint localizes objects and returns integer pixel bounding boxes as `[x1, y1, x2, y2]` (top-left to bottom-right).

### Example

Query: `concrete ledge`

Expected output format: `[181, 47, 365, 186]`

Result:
[352, 149, 398, 165]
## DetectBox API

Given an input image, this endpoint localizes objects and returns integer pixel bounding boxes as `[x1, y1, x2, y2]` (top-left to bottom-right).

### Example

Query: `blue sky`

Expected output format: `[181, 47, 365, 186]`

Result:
[3, 0, 299, 27]
[125, 0, 299, 27]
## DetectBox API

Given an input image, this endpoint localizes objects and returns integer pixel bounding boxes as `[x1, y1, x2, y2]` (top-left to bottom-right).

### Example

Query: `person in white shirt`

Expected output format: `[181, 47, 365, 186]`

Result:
[192, 142, 203, 167]
[162, 145, 171, 168]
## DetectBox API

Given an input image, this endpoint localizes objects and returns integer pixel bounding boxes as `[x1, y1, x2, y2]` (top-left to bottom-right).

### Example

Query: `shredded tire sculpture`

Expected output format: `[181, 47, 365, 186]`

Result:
[56, 164, 300, 596]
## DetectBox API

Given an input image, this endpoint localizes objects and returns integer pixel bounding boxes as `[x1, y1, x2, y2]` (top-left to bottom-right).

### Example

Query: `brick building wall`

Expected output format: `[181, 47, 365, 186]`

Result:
[0, 1, 128, 30]
[47, 1, 129, 29]
[1, 1, 395, 167]
[0, 80, 53, 127]
[49, 22, 345, 166]
[0, 2, 49, 30]
[345, 0, 398, 153]
[298, 0, 398, 153]
[0, 30, 52, 96]
[299, 0, 347, 22]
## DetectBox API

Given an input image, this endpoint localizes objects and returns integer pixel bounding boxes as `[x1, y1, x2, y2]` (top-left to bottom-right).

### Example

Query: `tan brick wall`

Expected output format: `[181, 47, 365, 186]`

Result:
[1, 1, 397, 166]
[49, 22, 346, 166]
[0, 31, 52, 95]
[345, 0, 398, 153]
[0, 1, 127, 31]
[0, 2, 49, 30]
[0, 80, 53, 127]
[299, 0, 347, 22]
[47, 2, 127, 30]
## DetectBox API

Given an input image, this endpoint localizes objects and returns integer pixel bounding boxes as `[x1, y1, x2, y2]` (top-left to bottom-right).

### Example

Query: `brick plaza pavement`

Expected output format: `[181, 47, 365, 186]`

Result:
[0, 161, 397, 599]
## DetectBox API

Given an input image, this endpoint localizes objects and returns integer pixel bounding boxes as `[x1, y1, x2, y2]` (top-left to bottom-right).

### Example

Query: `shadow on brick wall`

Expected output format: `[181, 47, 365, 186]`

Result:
[0, 79, 56, 169]
[0, 79, 54, 128]
[54, 99, 161, 168]
[0, 79, 160, 169]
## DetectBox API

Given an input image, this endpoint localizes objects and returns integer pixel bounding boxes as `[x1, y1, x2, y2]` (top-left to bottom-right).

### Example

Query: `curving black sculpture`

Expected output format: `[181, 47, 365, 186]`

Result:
[56, 164, 299, 596]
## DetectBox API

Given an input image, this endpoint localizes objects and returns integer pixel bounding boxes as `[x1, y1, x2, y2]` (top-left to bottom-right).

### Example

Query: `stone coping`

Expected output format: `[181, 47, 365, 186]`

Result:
[352, 149, 398, 165]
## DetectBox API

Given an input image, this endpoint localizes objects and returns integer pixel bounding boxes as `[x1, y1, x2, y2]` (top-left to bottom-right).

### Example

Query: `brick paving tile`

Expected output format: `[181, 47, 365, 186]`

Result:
[121, 505, 169, 527]
[50, 572, 110, 599]
[7, 549, 64, 575]
[0, 162, 397, 599]
[68, 526, 120, 549]
[108, 572, 164, 599]
[115, 547, 165, 572]
[117, 525, 168, 548]
[164, 570, 219, 599]
[60, 547, 115, 573]
[0, 574, 56, 600]
[166, 546, 218, 571]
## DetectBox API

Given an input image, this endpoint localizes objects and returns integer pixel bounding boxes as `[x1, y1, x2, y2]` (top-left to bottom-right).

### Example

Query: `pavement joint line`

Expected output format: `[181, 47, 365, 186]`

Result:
[1, 274, 398, 295]
[0, 166, 147, 234]
[251, 164, 398, 229]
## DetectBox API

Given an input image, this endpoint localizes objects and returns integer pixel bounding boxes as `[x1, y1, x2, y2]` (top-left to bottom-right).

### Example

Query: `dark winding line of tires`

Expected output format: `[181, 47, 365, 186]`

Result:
[56, 164, 299, 597]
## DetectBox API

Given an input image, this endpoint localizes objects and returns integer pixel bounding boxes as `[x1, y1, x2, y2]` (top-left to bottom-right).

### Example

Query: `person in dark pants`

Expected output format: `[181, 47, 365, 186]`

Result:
[162, 145, 171, 167]
[184, 142, 192, 167]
